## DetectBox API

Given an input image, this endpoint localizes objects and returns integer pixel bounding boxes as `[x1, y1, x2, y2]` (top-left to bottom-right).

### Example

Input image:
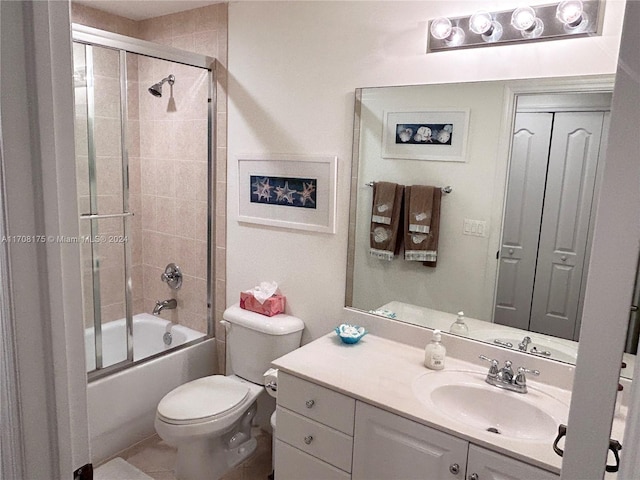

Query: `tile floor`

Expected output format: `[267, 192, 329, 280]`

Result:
[114, 428, 273, 480]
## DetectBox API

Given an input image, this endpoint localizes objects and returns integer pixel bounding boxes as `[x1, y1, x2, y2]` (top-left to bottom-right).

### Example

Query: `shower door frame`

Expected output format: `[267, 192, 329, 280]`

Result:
[72, 24, 217, 381]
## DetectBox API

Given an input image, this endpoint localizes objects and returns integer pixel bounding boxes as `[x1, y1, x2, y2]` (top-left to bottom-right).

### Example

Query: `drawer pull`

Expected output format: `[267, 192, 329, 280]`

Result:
[304, 435, 313, 445]
[468, 474, 479, 480]
[305, 399, 315, 408]
[449, 463, 460, 474]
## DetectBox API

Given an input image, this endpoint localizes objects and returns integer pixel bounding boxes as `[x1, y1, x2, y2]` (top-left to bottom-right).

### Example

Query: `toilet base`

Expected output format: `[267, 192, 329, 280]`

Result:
[175, 436, 258, 480]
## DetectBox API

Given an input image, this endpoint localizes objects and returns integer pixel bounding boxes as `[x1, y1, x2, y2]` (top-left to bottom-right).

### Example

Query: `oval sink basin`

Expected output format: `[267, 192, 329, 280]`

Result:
[412, 370, 569, 442]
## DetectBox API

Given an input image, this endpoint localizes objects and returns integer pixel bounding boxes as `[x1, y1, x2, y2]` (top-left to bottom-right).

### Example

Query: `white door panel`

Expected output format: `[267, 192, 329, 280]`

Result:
[495, 113, 553, 330]
[530, 112, 605, 339]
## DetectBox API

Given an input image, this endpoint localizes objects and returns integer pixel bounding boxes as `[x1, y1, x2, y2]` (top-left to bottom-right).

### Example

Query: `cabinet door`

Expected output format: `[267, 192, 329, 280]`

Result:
[467, 445, 559, 480]
[275, 439, 351, 480]
[352, 402, 468, 480]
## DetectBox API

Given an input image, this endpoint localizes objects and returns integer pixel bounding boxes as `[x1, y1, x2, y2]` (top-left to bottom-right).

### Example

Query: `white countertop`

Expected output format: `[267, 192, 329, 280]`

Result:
[273, 332, 627, 476]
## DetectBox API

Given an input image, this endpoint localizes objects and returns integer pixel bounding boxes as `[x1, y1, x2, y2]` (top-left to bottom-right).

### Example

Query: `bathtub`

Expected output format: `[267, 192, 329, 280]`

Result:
[86, 314, 217, 463]
[84, 313, 206, 371]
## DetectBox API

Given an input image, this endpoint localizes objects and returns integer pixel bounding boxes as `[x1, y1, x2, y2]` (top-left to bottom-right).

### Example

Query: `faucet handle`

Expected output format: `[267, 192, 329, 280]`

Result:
[517, 366, 540, 377]
[514, 366, 540, 390]
[479, 355, 499, 376]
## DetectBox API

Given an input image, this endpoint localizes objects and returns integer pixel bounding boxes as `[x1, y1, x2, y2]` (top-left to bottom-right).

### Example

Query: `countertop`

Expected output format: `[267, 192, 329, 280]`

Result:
[272, 332, 627, 476]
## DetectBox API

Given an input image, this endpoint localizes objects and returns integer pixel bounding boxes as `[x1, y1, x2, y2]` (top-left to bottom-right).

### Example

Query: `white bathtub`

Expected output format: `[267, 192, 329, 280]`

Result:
[86, 314, 217, 463]
[84, 313, 206, 371]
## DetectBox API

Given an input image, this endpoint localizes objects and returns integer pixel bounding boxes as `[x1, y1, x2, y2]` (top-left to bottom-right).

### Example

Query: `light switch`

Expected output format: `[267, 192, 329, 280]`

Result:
[463, 219, 487, 237]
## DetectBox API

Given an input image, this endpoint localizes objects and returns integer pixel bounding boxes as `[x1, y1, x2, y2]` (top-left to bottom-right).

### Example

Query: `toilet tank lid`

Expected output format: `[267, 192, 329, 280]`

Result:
[223, 304, 304, 335]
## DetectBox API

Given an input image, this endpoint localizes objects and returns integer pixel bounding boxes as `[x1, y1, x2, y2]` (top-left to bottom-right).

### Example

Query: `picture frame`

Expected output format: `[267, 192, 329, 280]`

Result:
[237, 154, 338, 234]
[381, 108, 470, 162]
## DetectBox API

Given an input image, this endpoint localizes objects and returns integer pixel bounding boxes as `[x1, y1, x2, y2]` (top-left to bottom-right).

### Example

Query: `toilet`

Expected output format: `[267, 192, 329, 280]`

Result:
[154, 304, 304, 480]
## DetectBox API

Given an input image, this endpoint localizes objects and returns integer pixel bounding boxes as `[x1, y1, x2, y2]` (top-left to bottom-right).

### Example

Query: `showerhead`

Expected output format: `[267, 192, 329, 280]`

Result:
[148, 74, 175, 97]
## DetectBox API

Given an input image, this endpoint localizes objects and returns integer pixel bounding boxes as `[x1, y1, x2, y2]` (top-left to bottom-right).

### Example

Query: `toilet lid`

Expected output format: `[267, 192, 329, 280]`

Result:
[157, 376, 249, 424]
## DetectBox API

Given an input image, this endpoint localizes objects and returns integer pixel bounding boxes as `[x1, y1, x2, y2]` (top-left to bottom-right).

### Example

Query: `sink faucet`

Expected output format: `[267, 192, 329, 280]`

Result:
[518, 336, 532, 352]
[153, 298, 177, 315]
[479, 355, 540, 394]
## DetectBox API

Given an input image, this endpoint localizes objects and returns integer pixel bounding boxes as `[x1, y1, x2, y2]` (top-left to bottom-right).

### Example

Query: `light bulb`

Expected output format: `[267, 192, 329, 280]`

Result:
[430, 17, 453, 40]
[469, 10, 493, 35]
[469, 10, 502, 43]
[511, 6, 536, 31]
[445, 27, 466, 47]
[511, 6, 544, 39]
[556, 0, 584, 27]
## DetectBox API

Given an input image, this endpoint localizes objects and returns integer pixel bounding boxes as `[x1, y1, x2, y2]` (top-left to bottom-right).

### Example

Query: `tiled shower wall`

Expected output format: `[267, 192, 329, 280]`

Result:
[71, 2, 228, 370]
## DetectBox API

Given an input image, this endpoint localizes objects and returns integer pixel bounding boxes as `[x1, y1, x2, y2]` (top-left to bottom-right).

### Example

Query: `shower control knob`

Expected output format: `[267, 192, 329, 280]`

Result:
[304, 435, 313, 445]
[449, 463, 460, 474]
[305, 399, 315, 408]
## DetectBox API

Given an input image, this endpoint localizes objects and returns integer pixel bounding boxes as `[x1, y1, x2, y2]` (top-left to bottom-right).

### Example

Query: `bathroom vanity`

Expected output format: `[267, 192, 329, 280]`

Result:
[272, 333, 626, 479]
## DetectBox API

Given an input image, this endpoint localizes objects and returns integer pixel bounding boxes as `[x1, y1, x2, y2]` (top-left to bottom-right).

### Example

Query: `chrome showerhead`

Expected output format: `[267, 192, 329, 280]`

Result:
[148, 74, 175, 97]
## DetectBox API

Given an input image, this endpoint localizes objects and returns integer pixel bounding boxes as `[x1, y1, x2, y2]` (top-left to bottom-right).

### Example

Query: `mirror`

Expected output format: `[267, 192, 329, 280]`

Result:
[346, 76, 636, 378]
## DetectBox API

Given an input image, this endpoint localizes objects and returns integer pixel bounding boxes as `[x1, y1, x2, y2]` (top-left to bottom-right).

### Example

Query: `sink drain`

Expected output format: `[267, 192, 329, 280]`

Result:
[486, 427, 501, 435]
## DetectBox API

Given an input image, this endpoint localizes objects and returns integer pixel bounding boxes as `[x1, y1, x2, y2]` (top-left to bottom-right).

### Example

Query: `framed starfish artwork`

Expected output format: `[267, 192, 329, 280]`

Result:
[237, 154, 337, 233]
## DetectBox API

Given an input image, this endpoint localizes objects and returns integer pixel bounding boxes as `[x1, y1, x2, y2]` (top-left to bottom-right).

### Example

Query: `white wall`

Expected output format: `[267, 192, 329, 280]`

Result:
[227, 0, 626, 343]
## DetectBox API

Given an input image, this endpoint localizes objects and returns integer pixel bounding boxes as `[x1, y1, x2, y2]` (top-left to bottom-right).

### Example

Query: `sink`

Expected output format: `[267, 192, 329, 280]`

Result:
[412, 370, 569, 442]
[475, 330, 578, 363]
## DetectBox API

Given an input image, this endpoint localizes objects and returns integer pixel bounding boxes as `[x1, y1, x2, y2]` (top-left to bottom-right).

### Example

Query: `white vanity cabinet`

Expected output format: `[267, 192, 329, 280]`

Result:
[275, 371, 560, 480]
[466, 445, 560, 480]
[352, 401, 468, 479]
[275, 372, 355, 480]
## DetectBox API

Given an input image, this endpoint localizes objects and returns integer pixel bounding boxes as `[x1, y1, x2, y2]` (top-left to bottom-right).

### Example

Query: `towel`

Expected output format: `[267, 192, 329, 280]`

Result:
[369, 182, 404, 261]
[404, 185, 441, 266]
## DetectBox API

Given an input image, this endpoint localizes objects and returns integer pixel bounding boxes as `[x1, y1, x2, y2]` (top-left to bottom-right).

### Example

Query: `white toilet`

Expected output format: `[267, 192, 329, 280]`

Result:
[154, 304, 304, 480]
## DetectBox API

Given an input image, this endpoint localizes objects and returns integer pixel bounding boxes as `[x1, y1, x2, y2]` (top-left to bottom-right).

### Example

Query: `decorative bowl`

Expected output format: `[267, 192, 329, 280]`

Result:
[335, 324, 367, 344]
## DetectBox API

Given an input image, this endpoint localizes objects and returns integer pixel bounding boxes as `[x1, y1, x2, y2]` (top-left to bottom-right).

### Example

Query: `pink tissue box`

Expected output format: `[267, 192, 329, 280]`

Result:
[240, 292, 286, 317]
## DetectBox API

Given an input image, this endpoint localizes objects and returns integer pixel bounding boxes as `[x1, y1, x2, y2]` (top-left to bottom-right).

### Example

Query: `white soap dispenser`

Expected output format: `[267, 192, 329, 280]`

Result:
[424, 329, 446, 370]
[449, 311, 469, 336]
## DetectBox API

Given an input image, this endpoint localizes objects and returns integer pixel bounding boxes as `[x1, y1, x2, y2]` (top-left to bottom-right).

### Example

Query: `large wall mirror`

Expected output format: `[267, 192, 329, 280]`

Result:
[346, 75, 638, 379]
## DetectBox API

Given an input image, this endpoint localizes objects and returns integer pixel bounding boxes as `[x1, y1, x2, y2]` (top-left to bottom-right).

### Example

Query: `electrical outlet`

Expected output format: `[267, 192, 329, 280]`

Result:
[463, 219, 487, 237]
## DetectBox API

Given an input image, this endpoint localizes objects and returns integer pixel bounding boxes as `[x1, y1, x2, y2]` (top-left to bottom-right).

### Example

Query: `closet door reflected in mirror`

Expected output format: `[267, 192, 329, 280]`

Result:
[495, 95, 610, 341]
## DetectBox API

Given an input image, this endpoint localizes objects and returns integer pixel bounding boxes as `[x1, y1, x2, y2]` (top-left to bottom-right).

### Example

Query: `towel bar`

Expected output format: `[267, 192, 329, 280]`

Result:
[365, 182, 452, 194]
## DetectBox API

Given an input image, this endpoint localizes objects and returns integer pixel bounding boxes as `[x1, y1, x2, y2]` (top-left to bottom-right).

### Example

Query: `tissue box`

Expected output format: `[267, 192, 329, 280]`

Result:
[240, 292, 286, 316]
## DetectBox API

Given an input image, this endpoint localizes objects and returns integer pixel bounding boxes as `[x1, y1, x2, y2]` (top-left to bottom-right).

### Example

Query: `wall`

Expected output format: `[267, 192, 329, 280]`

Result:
[71, 4, 227, 356]
[227, 0, 626, 343]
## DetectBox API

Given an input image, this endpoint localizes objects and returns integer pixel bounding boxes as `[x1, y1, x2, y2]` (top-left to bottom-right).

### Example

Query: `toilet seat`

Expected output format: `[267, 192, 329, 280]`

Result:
[157, 375, 250, 425]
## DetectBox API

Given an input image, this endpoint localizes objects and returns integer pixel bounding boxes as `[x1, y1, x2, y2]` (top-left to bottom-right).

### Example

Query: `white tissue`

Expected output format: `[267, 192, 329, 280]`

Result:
[246, 281, 278, 304]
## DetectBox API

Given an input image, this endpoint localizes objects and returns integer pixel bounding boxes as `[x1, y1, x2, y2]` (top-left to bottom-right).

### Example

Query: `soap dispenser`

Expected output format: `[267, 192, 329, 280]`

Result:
[449, 311, 469, 336]
[424, 329, 446, 370]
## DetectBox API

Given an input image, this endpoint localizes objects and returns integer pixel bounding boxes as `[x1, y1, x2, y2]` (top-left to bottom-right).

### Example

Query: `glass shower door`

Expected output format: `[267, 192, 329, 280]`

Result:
[74, 42, 133, 372]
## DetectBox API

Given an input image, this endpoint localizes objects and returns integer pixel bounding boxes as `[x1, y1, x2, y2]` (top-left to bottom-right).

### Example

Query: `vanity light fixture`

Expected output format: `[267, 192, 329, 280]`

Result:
[427, 0, 602, 53]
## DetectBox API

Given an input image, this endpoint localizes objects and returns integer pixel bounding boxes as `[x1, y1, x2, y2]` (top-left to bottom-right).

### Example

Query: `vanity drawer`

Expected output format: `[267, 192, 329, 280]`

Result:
[276, 406, 353, 473]
[278, 371, 355, 435]
[275, 439, 351, 480]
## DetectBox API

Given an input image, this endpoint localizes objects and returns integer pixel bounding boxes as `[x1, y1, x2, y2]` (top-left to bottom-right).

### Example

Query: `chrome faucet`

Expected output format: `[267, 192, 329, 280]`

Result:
[153, 298, 177, 315]
[479, 355, 540, 394]
[518, 336, 532, 352]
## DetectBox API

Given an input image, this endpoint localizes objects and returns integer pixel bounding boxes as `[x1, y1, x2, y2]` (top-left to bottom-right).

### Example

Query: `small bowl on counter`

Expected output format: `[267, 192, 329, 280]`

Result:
[335, 324, 367, 344]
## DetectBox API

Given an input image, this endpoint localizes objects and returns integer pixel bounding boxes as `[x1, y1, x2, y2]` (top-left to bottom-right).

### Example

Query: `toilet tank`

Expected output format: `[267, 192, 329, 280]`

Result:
[223, 304, 304, 384]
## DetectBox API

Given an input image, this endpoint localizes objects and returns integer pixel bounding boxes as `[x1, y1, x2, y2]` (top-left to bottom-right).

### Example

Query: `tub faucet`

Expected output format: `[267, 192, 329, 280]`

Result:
[153, 298, 177, 315]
